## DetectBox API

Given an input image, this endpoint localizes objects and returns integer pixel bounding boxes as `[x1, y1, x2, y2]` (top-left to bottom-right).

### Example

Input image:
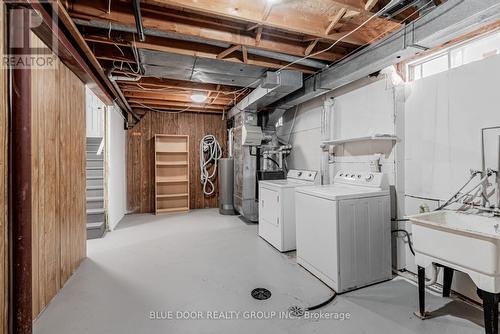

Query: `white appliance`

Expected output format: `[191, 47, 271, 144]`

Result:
[295, 170, 392, 293]
[259, 169, 318, 252]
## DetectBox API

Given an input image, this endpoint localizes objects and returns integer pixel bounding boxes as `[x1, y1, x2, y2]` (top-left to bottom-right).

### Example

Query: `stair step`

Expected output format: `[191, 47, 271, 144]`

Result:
[87, 176, 103, 180]
[87, 208, 105, 215]
[87, 221, 105, 229]
[87, 185, 104, 190]
[86, 221, 105, 240]
[87, 196, 104, 202]
[86, 166, 104, 170]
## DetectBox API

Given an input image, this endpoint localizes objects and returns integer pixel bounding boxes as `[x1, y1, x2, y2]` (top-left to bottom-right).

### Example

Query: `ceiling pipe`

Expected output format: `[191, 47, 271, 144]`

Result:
[132, 0, 146, 42]
[107, 72, 141, 123]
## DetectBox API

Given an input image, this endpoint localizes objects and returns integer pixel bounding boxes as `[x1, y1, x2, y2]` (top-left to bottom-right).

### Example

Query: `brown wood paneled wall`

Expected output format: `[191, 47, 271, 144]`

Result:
[0, 3, 7, 333]
[31, 33, 86, 319]
[127, 112, 227, 213]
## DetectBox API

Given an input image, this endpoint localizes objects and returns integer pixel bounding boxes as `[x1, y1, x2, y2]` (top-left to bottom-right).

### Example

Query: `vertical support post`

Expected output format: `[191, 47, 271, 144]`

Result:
[10, 6, 32, 334]
[479, 290, 499, 334]
[417, 266, 426, 318]
[442, 266, 454, 297]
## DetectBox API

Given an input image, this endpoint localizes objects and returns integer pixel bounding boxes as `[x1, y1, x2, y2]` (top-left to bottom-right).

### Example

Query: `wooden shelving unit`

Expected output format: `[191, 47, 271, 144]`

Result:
[154, 135, 190, 214]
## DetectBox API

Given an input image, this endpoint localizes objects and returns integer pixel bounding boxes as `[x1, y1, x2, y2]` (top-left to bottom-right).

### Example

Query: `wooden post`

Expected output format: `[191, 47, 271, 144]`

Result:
[10, 6, 33, 334]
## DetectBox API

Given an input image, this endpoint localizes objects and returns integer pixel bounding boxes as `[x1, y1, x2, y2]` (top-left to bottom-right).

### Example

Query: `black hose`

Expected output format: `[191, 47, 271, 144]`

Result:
[392, 229, 415, 256]
[265, 157, 280, 168]
[306, 291, 337, 311]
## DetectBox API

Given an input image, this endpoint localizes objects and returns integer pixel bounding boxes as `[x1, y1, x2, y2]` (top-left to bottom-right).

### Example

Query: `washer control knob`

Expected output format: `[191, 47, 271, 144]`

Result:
[297, 171, 302, 176]
[357, 174, 361, 179]
[365, 174, 374, 181]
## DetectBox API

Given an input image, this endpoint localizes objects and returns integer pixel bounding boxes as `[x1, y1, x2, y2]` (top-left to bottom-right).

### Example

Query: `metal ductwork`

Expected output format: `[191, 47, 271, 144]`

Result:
[227, 70, 303, 119]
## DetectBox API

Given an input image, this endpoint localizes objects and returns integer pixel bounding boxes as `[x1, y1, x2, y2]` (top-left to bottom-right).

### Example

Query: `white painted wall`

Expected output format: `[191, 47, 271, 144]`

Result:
[280, 53, 500, 302]
[402, 53, 500, 302]
[106, 105, 127, 230]
[279, 77, 398, 184]
[86, 87, 105, 138]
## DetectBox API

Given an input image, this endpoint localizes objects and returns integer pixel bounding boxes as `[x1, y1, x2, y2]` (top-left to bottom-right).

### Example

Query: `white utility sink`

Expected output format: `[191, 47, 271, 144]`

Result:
[411, 210, 500, 293]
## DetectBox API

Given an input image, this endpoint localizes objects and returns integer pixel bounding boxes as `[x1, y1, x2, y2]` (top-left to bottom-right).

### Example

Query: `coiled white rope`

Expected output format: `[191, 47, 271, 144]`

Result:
[200, 135, 222, 196]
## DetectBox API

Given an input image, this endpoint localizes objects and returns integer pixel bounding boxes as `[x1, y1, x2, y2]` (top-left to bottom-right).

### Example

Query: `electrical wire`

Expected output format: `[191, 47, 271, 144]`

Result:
[276, 1, 399, 73]
[306, 291, 337, 311]
[200, 135, 222, 196]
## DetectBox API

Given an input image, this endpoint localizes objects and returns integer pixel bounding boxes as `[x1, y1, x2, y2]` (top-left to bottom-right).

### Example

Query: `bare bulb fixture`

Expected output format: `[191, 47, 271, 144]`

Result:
[190, 93, 207, 103]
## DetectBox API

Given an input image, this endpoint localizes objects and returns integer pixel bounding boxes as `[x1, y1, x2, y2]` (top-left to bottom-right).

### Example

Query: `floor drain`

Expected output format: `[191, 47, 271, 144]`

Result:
[251, 288, 271, 300]
[288, 305, 305, 317]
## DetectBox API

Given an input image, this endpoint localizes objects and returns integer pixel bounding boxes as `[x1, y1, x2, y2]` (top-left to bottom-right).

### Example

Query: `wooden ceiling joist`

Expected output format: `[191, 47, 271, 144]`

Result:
[86, 35, 319, 73]
[132, 106, 224, 114]
[141, 0, 398, 43]
[123, 91, 234, 103]
[69, 0, 375, 57]
[118, 77, 245, 93]
[217, 44, 241, 59]
[364, 0, 380, 11]
[325, 8, 348, 35]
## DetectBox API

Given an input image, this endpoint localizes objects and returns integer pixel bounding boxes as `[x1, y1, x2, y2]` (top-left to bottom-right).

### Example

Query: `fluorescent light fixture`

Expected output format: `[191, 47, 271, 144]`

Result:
[190, 93, 207, 103]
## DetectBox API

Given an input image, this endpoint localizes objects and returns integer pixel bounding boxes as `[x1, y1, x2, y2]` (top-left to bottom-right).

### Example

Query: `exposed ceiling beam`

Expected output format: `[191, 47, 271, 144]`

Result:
[325, 8, 347, 35]
[71, 16, 346, 63]
[131, 106, 224, 114]
[123, 91, 234, 103]
[70, 0, 377, 47]
[272, 0, 500, 112]
[262, 2, 274, 21]
[242, 45, 248, 63]
[117, 76, 249, 93]
[255, 26, 263, 44]
[142, 0, 397, 42]
[364, 0, 379, 11]
[217, 44, 241, 59]
[129, 99, 225, 110]
[304, 39, 319, 56]
[87, 36, 318, 73]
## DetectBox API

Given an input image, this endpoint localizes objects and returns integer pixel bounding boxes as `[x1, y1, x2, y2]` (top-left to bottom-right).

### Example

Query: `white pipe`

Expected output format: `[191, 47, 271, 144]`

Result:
[425, 264, 440, 287]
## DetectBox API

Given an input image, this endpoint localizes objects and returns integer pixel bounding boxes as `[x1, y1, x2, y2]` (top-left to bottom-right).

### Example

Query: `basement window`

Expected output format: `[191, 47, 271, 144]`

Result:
[408, 30, 500, 82]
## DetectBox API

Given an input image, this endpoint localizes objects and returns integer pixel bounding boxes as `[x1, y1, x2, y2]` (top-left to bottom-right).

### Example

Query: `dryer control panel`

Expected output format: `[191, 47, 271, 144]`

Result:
[287, 169, 317, 182]
[334, 171, 388, 189]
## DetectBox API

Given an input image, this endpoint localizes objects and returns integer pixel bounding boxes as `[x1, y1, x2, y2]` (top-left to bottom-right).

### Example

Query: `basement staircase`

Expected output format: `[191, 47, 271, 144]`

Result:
[86, 137, 106, 239]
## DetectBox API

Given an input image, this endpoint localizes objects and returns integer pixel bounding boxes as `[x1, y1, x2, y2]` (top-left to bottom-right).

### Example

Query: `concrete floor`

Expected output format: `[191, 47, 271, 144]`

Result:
[35, 209, 485, 334]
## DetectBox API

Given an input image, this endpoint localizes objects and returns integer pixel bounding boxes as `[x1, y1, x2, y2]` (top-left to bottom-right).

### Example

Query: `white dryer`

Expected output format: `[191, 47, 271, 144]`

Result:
[295, 170, 392, 293]
[259, 169, 317, 252]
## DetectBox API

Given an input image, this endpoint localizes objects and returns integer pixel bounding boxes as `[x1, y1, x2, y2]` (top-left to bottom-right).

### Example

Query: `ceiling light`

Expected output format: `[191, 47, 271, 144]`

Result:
[190, 93, 207, 103]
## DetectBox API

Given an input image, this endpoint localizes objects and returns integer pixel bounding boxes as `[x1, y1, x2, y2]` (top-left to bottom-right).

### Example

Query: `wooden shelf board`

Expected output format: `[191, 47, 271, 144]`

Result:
[156, 162, 188, 166]
[156, 207, 189, 214]
[156, 178, 188, 183]
[156, 193, 189, 198]
[156, 151, 188, 154]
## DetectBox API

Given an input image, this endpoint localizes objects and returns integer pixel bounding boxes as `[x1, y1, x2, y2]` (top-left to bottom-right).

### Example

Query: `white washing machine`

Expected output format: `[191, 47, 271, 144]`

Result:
[258, 169, 318, 252]
[295, 170, 392, 293]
